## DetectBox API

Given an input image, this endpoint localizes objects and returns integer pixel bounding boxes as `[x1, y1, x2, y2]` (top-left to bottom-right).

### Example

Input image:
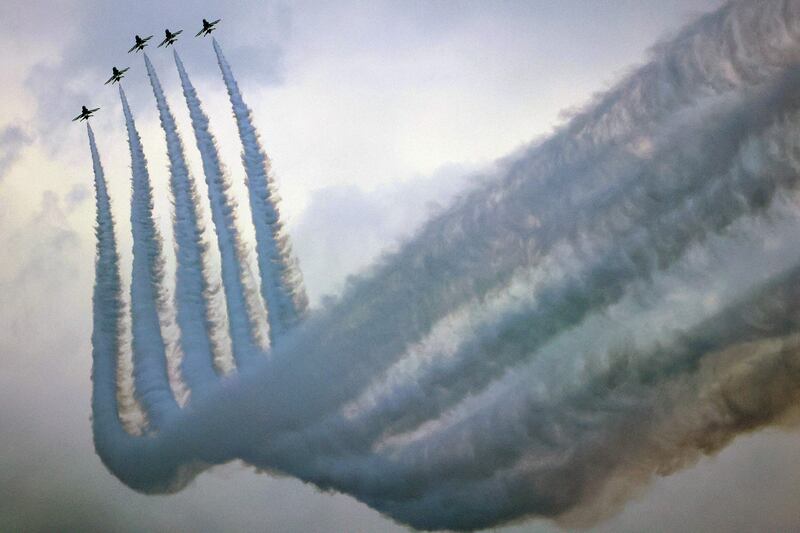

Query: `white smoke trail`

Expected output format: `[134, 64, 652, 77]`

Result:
[172, 50, 263, 367]
[142, 53, 220, 395]
[88, 122, 131, 451]
[119, 85, 180, 429]
[212, 38, 308, 346]
[90, 1, 800, 530]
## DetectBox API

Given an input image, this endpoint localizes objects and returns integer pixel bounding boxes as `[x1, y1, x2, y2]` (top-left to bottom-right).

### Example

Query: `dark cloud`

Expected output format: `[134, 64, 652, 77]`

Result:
[0, 125, 32, 180]
[291, 163, 476, 304]
[65, 182, 91, 209]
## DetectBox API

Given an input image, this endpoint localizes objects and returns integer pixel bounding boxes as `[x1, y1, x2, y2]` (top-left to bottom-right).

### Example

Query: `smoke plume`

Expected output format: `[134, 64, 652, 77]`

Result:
[88, 2, 800, 529]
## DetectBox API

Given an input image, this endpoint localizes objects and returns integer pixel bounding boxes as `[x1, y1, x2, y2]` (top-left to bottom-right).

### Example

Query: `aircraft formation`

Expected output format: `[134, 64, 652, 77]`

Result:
[75, 18, 221, 123]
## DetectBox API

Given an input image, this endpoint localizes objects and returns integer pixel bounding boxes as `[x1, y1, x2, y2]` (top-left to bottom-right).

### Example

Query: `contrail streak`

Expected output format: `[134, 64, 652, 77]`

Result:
[88, 122, 131, 453]
[119, 85, 180, 429]
[173, 49, 262, 367]
[143, 53, 219, 394]
[212, 38, 307, 346]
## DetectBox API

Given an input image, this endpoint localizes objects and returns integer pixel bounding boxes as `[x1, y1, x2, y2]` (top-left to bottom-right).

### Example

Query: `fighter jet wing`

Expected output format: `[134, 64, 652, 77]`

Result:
[89, 108, 100, 113]
[128, 43, 139, 53]
[195, 28, 205, 37]
[210, 19, 221, 25]
[72, 113, 84, 122]
[173, 30, 183, 36]
[104, 75, 115, 85]
[120, 67, 130, 75]
[157, 37, 169, 48]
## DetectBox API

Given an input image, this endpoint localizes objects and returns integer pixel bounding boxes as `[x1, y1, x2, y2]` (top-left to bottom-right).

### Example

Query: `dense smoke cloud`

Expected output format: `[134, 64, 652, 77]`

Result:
[88, 1, 800, 529]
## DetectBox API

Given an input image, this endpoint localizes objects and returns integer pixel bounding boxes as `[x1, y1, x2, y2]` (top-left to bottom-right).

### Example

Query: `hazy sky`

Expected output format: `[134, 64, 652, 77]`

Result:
[6, 1, 800, 532]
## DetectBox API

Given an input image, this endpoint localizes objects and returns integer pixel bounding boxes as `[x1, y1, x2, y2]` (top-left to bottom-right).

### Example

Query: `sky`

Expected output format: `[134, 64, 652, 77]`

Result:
[5, 0, 800, 531]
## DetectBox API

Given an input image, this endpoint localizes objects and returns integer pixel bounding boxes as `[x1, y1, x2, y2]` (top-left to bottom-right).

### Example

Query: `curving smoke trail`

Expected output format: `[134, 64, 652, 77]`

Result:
[88, 122, 131, 454]
[142, 53, 220, 394]
[172, 49, 263, 367]
[212, 38, 308, 345]
[88, 121, 189, 493]
[118, 85, 180, 429]
[90, 1, 800, 530]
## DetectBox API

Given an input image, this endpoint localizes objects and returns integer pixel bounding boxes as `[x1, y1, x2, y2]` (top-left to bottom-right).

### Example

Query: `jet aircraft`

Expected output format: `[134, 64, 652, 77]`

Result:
[72, 105, 100, 122]
[195, 18, 221, 37]
[158, 29, 183, 48]
[128, 34, 153, 53]
[104, 66, 130, 85]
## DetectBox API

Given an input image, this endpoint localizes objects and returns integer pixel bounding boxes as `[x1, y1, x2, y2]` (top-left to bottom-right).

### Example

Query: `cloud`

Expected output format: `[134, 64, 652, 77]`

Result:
[0, 125, 32, 180]
[291, 163, 476, 304]
[65, 183, 91, 209]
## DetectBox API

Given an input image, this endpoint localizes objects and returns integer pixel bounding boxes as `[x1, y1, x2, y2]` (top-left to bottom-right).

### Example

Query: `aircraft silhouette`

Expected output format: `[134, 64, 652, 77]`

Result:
[72, 105, 100, 122]
[195, 18, 221, 37]
[158, 28, 183, 48]
[128, 34, 153, 53]
[104, 66, 130, 85]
